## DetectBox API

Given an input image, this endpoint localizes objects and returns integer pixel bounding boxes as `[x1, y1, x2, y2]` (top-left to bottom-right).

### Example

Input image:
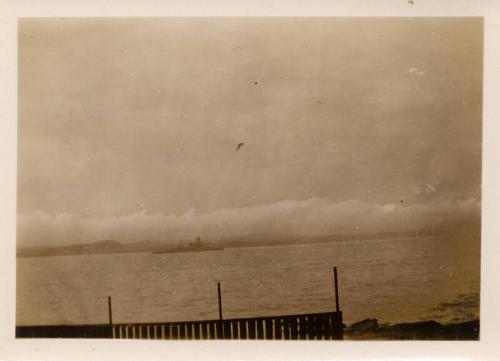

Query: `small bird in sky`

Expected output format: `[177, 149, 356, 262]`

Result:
[400, 199, 405, 206]
[235, 142, 245, 152]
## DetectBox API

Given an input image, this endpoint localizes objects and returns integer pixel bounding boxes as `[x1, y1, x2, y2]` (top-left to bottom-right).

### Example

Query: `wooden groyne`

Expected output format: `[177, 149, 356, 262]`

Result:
[16, 267, 344, 340]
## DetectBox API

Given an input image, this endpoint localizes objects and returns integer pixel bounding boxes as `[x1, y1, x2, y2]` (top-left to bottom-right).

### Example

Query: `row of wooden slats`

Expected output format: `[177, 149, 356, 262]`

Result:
[111, 312, 342, 340]
[16, 312, 343, 340]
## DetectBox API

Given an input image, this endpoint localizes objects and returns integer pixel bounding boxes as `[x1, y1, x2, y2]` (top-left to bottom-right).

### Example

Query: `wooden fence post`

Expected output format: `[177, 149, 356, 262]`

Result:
[333, 267, 343, 340]
[217, 282, 223, 338]
[217, 282, 223, 320]
[333, 267, 340, 312]
[108, 296, 113, 325]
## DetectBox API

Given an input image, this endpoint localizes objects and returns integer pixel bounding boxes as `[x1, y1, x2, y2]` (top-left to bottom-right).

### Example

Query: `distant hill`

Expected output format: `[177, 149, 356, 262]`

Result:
[16, 239, 172, 258]
[17, 219, 480, 258]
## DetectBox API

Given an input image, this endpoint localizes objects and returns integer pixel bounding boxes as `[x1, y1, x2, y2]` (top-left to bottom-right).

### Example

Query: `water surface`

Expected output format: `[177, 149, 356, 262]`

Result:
[16, 236, 480, 326]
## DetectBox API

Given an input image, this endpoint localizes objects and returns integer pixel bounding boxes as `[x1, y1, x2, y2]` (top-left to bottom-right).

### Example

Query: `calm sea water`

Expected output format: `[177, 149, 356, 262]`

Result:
[16, 236, 480, 326]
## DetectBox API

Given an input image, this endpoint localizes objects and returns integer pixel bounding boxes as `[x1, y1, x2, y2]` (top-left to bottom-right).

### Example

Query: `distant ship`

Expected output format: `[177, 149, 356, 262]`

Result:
[151, 237, 224, 254]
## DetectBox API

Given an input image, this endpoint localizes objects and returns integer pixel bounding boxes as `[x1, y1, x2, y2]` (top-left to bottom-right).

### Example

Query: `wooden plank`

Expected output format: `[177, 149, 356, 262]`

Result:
[96, 326, 103, 338]
[317, 315, 326, 340]
[300, 316, 308, 340]
[186, 322, 193, 339]
[208, 322, 215, 339]
[274, 317, 285, 340]
[248, 319, 256, 339]
[327, 313, 335, 340]
[200, 322, 208, 340]
[321, 314, 329, 340]
[208, 322, 217, 340]
[311, 314, 319, 340]
[93, 326, 100, 338]
[290, 317, 298, 340]
[92, 326, 99, 338]
[223, 320, 231, 339]
[283, 317, 290, 339]
[105, 325, 112, 338]
[316, 315, 323, 340]
[272, 318, 278, 340]
[82, 326, 90, 338]
[194, 322, 201, 339]
[171, 324, 179, 340]
[256, 319, 264, 339]
[323, 314, 331, 340]
[192, 323, 197, 339]
[107, 325, 113, 338]
[180, 324, 187, 339]
[239, 320, 247, 339]
[264, 318, 273, 340]
[231, 321, 237, 339]
[215, 321, 222, 339]
[230, 320, 239, 339]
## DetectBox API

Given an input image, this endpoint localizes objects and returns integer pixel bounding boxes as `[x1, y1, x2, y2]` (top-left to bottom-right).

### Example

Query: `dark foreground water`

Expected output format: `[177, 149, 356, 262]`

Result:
[16, 235, 480, 327]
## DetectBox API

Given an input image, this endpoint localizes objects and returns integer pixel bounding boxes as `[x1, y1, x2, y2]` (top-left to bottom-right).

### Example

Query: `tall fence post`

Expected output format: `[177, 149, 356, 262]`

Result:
[333, 267, 340, 312]
[108, 296, 115, 339]
[217, 282, 223, 320]
[108, 296, 113, 325]
[332, 266, 343, 340]
[217, 282, 223, 338]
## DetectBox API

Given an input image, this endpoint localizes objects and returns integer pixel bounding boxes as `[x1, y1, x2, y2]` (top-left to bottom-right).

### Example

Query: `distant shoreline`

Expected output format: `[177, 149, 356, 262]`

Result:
[16, 230, 453, 258]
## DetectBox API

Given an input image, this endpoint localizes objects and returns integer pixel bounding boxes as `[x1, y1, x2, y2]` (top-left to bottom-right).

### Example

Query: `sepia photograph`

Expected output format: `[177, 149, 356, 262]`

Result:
[15, 17, 483, 342]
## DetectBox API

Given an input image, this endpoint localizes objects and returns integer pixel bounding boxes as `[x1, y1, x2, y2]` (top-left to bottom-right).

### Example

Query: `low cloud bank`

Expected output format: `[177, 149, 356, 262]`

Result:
[18, 197, 480, 247]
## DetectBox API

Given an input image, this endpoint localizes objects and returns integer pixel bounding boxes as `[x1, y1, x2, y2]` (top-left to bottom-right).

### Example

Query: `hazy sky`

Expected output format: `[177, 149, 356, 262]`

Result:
[18, 18, 482, 246]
